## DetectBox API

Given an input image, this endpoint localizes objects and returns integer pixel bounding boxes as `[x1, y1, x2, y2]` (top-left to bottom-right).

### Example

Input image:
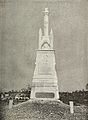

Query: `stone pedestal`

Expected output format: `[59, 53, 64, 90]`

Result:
[30, 50, 59, 100]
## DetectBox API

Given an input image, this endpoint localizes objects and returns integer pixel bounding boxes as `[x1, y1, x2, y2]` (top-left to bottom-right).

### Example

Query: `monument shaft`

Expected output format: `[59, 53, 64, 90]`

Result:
[44, 8, 49, 36]
[30, 8, 59, 100]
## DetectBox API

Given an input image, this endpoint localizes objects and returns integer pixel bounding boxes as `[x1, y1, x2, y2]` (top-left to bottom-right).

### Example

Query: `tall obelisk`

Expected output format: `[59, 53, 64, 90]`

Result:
[30, 8, 59, 100]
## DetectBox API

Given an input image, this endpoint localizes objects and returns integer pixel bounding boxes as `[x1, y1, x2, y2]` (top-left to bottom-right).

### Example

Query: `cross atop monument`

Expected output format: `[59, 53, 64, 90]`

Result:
[43, 8, 49, 15]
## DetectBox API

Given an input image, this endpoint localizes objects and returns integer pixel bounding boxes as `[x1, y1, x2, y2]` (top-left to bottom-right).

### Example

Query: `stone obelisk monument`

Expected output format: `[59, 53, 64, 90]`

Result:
[30, 8, 59, 100]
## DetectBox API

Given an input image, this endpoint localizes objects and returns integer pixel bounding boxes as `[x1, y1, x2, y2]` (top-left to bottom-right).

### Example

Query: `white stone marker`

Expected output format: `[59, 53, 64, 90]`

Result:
[69, 101, 74, 114]
[9, 99, 13, 109]
[30, 8, 59, 100]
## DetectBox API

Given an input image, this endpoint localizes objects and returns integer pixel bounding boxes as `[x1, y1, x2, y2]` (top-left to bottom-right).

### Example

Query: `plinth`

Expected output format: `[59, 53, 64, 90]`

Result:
[30, 50, 59, 100]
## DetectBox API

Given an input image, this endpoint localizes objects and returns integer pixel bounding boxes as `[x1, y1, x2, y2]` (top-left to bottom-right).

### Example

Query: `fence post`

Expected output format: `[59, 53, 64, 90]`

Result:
[69, 101, 74, 114]
[9, 99, 13, 109]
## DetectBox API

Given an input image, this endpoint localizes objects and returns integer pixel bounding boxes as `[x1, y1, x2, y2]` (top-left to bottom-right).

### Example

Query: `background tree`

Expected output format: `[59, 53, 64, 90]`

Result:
[86, 83, 88, 90]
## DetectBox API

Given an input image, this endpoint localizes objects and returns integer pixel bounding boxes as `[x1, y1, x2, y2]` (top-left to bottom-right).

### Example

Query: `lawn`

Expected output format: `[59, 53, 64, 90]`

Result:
[0, 100, 88, 120]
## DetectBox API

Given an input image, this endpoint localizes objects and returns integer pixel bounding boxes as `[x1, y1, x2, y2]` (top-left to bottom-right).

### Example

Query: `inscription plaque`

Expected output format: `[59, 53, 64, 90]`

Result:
[35, 92, 55, 98]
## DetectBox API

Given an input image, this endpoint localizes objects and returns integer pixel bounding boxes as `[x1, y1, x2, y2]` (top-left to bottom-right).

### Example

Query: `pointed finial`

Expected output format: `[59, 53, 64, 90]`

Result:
[50, 28, 53, 49]
[39, 28, 42, 49]
[50, 28, 53, 35]
[39, 28, 42, 36]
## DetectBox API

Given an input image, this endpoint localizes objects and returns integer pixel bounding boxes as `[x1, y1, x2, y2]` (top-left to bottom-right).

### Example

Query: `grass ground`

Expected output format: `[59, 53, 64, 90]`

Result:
[0, 100, 88, 120]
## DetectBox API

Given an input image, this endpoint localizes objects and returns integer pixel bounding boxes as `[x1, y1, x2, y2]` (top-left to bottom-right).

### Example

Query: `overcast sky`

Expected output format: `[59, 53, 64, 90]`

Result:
[0, 0, 88, 92]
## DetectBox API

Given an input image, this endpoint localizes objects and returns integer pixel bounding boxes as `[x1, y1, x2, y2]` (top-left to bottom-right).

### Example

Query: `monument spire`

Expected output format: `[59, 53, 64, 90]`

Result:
[43, 8, 49, 36]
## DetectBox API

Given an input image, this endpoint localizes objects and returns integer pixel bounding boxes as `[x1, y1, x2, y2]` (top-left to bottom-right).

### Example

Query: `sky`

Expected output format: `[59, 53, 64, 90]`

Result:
[0, 0, 88, 92]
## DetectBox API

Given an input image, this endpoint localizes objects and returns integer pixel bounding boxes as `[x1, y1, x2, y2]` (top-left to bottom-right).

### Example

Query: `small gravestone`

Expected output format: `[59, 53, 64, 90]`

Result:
[9, 99, 13, 109]
[69, 101, 74, 114]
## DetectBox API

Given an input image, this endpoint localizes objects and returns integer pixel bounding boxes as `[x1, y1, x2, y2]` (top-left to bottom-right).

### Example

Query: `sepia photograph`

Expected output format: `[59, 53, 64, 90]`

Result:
[0, 0, 88, 120]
